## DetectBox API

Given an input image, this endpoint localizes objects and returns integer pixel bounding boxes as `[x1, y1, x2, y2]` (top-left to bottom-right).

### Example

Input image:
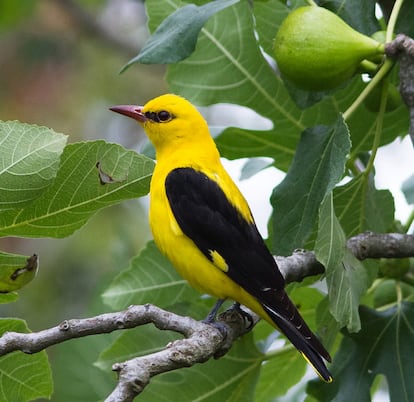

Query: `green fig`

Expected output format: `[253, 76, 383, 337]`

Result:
[379, 258, 410, 279]
[273, 6, 385, 91]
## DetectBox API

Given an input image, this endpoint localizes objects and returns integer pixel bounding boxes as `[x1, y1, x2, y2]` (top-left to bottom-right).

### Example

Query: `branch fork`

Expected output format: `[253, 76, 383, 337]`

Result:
[1, 233, 414, 400]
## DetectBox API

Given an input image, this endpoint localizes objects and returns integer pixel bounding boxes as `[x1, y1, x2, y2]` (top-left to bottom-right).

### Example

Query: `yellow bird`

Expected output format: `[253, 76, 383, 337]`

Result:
[110, 94, 332, 382]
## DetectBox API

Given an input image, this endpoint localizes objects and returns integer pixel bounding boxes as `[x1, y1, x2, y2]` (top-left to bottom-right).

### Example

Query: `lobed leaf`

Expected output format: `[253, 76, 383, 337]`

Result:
[315, 194, 346, 274]
[316, 194, 366, 332]
[0, 319, 53, 402]
[308, 303, 414, 402]
[0, 140, 154, 238]
[125, 0, 239, 66]
[269, 117, 350, 256]
[328, 250, 369, 333]
[143, 0, 408, 173]
[0, 121, 67, 210]
[102, 241, 198, 310]
[255, 350, 306, 401]
[334, 174, 395, 238]
[319, 0, 380, 34]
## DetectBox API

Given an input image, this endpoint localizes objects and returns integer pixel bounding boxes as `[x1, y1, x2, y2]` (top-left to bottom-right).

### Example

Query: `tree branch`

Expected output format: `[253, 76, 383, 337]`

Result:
[386, 34, 414, 146]
[107, 306, 253, 402]
[0, 233, 413, 401]
[347, 232, 414, 260]
[0, 304, 253, 402]
[275, 249, 325, 283]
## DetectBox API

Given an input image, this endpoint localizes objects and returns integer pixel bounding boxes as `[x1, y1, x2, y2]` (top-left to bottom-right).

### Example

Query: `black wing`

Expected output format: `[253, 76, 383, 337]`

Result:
[165, 167, 331, 379]
[165, 167, 285, 296]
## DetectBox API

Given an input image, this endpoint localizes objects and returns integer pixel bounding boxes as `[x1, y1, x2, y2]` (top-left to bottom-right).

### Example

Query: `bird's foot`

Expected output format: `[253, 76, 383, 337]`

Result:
[229, 302, 254, 330]
[202, 299, 228, 339]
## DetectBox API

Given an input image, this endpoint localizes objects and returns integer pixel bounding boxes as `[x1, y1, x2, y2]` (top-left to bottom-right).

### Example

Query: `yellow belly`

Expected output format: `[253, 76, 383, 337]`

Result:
[149, 185, 268, 319]
[148, 162, 271, 324]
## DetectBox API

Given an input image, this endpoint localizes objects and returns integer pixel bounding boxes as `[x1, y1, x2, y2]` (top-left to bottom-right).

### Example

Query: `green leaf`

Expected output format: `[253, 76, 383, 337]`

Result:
[52, 329, 115, 402]
[255, 350, 306, 401]
[329, 250, 368, 332]
[308, 303, 414, 402]
[0, 292, 18, 304]
[102, 241, 198, 310]
[349, 99, 409, 157]
[239, 158, 272, 181]
[0, 318, 53, 401]
[215, 127, 297, 172]
[315, 296, 341, 351]
[0, 140, 154, 238]
[253, 0, 292, 57]
[395, 0, 414, 37]
[269, 117, 350, 256]
[315, 193, 346, 273]
[319, 0, 380, 35]
[334, 174, 395, 237]
[315, 193, 366, 332]
[0, 121, 67, 210]
[125, 0, 239, 67]
[140, 0, 407, 172]
[0, 252, 38, 292]
[139, 333, 262, 402]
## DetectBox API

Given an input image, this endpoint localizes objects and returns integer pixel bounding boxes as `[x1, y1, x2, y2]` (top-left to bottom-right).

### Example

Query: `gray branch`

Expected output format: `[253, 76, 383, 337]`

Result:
[386, 34, 414, 146]
[0, 304, 253, 402]
[0, 233, 413, 401]
[347, 232, 414, 260]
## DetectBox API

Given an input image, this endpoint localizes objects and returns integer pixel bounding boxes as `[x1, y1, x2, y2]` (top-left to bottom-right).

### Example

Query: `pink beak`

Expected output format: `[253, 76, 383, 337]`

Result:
[109, 105, 147, 123]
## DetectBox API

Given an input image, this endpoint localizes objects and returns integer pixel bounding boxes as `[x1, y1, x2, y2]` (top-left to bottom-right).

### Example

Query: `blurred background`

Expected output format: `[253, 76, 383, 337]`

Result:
[0, 1, 166, 399]
[0, 1, 412, 400]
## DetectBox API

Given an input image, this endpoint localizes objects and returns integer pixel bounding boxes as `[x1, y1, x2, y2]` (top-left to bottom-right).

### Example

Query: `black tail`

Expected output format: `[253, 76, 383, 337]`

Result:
[262, 290, 332, 382]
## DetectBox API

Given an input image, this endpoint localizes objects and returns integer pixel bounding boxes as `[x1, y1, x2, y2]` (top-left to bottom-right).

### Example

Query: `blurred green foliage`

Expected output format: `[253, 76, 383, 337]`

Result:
[0, 1, 164, 400]
[1, 0, 414, 401]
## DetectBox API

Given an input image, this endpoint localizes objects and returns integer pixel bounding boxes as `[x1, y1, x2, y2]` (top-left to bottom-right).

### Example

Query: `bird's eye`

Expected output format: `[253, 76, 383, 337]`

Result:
[157, 110, 172, 122]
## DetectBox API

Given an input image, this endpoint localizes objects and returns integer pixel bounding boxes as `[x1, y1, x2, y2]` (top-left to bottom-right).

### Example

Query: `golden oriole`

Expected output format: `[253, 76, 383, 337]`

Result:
[110, 94, 332, 382]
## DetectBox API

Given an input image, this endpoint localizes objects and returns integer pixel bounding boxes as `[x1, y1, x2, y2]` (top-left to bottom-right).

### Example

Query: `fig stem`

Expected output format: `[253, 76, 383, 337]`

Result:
[386, 0, 404, 43]
[343, 58, 394, 121]
[364, 80, 388, 175]
[305, 0, 317, 6]
[344, 0, 404, 120]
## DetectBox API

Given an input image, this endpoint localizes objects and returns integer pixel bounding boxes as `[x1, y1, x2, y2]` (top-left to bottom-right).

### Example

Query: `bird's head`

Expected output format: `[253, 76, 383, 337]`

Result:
[110, 94, 211, 154]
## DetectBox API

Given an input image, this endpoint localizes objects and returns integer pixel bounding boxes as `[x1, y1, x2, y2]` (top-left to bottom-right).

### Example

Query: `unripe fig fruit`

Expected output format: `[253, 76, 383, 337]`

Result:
[379, 258, 410, 279]
[273, 6, 385, 91]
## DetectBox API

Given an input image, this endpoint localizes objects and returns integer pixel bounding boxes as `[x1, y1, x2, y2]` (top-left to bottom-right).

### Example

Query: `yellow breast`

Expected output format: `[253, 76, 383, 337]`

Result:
[148, 160, 253, 301]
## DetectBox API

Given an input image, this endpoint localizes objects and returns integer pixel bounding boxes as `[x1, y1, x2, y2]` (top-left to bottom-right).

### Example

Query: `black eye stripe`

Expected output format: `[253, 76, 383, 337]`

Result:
[144, 110, 174, 123]
[144, 111, 158, 121]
